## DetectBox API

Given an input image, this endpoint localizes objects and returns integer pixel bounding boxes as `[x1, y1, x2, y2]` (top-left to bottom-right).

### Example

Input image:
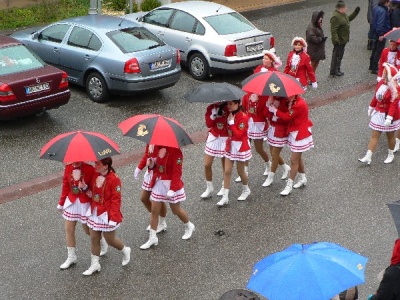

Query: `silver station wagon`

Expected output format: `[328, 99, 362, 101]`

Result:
[124, 1, 275, 80]
[11, 14, 181, 102]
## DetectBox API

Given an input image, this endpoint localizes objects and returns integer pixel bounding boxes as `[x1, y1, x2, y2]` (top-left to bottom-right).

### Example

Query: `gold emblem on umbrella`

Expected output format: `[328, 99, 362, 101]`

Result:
[269, 83, 280, 94]
[137, 124, 149, 136]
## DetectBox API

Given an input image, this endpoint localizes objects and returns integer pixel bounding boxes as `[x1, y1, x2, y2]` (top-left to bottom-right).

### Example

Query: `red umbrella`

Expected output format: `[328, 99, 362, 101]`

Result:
[241, 71, 305, 97]
[40, 130, 120, 163]
[384, 28, 400, 42]
[118, 114, 193, 148]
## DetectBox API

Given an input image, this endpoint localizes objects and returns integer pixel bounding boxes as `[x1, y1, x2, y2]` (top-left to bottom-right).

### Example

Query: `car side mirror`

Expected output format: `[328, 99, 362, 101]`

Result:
[32, 32, 38, 40]
[138, 16, 143, 22]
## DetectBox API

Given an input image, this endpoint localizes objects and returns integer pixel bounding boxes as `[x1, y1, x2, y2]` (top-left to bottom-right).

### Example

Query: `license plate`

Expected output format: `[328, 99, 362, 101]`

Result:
[26, 82, 50, 94]
[150, 59, 171, 70]
[246, 43, 264, 53]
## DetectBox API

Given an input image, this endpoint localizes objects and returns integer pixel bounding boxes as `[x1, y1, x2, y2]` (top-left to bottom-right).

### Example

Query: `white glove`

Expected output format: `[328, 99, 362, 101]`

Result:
[134, 167, 141, 180]
[57, 204, 63, 211]
[385, 116, 393, 126]
[108, 220, 117, 226]
[377, 76, 382, 82]
[268, 105, 277, 114]
[312, 82, 318, 89]
[367, 106, 374, 117]
[166, 190, 175, 198]
[228, 118, 234, 125]
[210, 108, 218, 120]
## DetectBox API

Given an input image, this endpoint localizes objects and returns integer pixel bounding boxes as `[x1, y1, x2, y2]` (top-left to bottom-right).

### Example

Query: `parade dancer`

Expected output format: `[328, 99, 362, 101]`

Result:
[201, 102, 229, 199]
[140, 146, 195, 249]
[359, 63, 400, 165]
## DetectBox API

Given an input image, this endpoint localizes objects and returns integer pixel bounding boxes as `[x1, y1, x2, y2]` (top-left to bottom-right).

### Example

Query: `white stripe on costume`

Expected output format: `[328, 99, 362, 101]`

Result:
[224, 140, 252, 161]
[287, 129, 314, 152]
[86, 207, 120, 232]
[62, 196, 90, 223]
[266, 125, 288, 148]
[204, 133, 228, 157]
[150, 179, 186, 203]
[141, 169, 153, 191]
[248, 118, 267, 139]
[369, 111, 400, 132]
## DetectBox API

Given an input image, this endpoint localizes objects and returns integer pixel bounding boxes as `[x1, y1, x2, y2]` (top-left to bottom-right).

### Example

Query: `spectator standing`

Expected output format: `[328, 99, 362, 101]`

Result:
[368, 0, 380, 50]
[370, 0, 391, 75]
[390, 1, 400, 28]
[330, 0, 361, 77]
[306, 11, 327, 72]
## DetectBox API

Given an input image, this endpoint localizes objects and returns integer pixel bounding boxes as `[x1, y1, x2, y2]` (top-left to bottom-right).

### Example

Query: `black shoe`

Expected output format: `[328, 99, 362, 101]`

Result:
[330, 71, 342, 76]
[338, 71, 344, 76]
[371, 70, 378, 75]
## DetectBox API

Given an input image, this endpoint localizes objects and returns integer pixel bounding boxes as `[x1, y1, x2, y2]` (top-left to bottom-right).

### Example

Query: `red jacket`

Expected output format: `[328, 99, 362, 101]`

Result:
[284, 50, 316, 86]
[254, 65, 278, 73]
[227, 110, 250, 151]
[59, 163, 95, 207]
[263, 97, 290, 138]
[378, 48, 400, 78]
[275, 96, 313, 140]
[242, 93, 269, 126]
[150, 147, 184, 192]
[205, 103, 229, 137]
[89, 171, 123, 224]
[137, 144, 160, 170]
[370, 81, 400, 119]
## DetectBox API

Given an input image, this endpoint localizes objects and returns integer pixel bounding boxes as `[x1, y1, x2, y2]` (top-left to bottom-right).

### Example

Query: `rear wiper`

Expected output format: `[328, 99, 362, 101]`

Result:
[148, 44, 160, 49]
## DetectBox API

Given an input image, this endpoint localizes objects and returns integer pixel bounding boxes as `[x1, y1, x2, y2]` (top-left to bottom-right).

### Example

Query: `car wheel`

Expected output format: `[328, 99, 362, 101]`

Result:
[86, 72, 110, 103]
[188, 53, 209, 80]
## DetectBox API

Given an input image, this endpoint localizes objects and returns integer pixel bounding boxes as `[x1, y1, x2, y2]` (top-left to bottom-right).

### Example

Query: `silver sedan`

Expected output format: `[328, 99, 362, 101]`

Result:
[124, 1, 275, 80]
[11, 14, 181, 102]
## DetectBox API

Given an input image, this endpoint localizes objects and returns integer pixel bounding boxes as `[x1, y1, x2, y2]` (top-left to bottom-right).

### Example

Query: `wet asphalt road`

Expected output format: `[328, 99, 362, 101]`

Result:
[1, 0, 399, 299]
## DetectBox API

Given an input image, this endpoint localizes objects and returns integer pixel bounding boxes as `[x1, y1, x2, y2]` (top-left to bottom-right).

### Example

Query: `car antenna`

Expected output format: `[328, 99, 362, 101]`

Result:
[118, 15, 126, 27]
[216, 0, 228, 12]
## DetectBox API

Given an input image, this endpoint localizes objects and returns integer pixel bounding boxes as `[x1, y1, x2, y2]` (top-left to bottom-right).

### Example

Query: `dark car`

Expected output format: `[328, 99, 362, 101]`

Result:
[0, 35, 70, 120]
[11, 14, 181, 103]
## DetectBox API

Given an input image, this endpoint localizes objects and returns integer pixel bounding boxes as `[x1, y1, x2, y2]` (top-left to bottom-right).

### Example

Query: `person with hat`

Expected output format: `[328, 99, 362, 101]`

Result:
[306, 11, 328, 72]
[217, 99, 252, 206]
[254, 50, 282, 73]
[283, 37, 318, 90]
[369, 0, 391, 75]
[377, 38, 400, 81]
[358, 63, 400, 165]
[330, 1, 361, 77]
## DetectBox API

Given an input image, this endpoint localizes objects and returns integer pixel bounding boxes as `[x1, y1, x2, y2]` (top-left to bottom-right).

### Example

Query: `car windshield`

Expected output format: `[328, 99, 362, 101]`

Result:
[107, 27, 164, 53]
[0, 45, 44, 76]
[204, 12, 255, 35]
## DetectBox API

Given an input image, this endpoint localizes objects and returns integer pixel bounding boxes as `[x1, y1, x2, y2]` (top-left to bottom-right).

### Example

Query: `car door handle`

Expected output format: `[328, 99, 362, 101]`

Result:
[185, 37, 191, 42]
[84, 55, 91, 60]
[53, 47, 60, 53]
[158, 31, 164, 36]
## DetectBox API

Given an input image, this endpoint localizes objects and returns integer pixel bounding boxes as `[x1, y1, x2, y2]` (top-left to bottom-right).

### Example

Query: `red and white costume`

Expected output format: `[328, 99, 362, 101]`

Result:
[149, 147, 186, 203]
[137, 144, 160, 191]
[254, 65, 278, 73]
[86, 171, 123, 232]
[378, 48, 400, 80]
[58, 163, 95, 223]
[242, 93, 269, 139]
[284, 50, 316, 89]
[254, 49, 282, 73]
[224, 110, 252, 161]
[274, 96, 314, 152]
[369, 80, 400, 132]
[204, 103, 229, 157]
[264, 97, 290, 147]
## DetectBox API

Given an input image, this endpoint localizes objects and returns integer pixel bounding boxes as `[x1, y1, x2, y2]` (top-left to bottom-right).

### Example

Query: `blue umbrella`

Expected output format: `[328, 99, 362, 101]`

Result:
[246, 242, 368, 300]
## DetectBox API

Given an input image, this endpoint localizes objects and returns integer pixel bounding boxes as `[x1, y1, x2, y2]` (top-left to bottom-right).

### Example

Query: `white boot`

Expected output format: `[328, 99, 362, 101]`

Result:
[263, 161, 272, 175]
[394, 138, 400, 153]
[216, 185, 224, 196]
[235, 166, 248, 182]
[358, 150, 372, 165]
[200, 181, 214, 198]
[280, 179, 293, 196]
[293, 173, 307, 189]
[238, 185, 251, 201]
[60, 247, 77, 270]
[217, 189, 229, 206]
[82, 254, 101, 276]
[140, 229, 158, 250]
[182, 221, 195, 240]
[121, 246, 131, 266]
[100, 237, 108, 256]
[262, 172, 275, 187]
[384, 149, 395, 164]
[281, 164, 291, 180]
[156, 217, 167, 233]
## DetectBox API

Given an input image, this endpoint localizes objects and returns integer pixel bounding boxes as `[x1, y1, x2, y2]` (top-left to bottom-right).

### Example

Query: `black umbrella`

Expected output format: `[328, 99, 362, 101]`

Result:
[387, 199, 400, 236]
[183, 82, 246, 103]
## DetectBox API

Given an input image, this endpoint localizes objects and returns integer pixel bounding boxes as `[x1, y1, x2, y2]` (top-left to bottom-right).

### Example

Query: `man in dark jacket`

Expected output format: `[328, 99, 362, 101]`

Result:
[369, 0, 391, 74]
[368, 0, 380, 50]
[330, 0, 360, 77]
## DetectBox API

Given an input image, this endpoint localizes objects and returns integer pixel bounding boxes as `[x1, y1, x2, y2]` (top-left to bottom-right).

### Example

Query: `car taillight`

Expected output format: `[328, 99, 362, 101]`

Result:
[0, 83, 16, 102]
[176, 49, 181, 64]
[124, 58, 141, 73]
[270, 36, 275, 49]
[59, 72, 69, 89]
[224, 44, 237, 57]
